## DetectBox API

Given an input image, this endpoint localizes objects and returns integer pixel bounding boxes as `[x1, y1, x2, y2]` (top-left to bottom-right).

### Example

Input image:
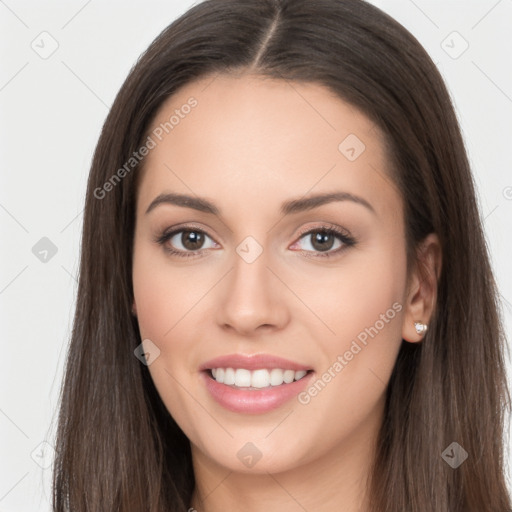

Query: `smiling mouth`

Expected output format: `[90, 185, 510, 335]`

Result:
[207, 368, 314, 389]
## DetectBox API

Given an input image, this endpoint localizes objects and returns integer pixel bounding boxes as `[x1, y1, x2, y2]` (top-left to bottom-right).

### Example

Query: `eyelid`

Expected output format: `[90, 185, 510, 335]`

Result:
[157, 222, 217, 241]
[293, 221, 352, 240]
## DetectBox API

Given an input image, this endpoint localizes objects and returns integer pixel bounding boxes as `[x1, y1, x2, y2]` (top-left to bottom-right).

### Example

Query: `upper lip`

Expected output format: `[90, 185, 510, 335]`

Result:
[199, 354, 312, 372]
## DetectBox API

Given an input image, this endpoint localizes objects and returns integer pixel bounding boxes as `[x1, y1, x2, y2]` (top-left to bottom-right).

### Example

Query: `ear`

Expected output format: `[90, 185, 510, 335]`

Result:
[131, 299, 137, 316]
[401, 232, 442, 343]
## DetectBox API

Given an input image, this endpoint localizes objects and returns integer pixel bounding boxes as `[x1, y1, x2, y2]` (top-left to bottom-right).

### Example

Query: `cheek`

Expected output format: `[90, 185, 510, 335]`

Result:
[295, 238, 407, 407]
[296, 244, 406, 350]
[131, 240, 218, 404]
[132, 247, 205, 440]
[132, 241, 202, 343]
[286, 254, 406, 458]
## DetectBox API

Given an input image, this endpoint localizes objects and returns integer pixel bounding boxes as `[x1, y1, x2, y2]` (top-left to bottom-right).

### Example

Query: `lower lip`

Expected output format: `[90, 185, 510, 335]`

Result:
[201, 371, 314, 414]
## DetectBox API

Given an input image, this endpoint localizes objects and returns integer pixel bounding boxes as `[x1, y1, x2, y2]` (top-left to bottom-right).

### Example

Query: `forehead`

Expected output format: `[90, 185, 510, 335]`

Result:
[136, 73, 400, 220]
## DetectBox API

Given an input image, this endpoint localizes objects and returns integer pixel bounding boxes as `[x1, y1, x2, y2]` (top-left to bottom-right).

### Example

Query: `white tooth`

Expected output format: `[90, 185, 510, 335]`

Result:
[269, 368, 285, 386]
[214, 367, 307, 387]
[251, 369, 270, 388]
[294, 370, 307, 381]
[283, 370, 295, 384]
[224, 367, 236, 385]
[215, 368, 225, 384]
[235, 368, 251, 387]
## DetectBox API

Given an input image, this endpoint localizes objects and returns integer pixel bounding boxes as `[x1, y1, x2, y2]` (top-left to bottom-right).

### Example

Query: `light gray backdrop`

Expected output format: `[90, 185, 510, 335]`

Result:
[1, 1, 511, 510]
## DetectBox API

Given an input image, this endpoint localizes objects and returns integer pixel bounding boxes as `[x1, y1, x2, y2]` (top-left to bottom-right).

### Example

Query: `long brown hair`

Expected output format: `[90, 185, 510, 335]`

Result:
[51, 0, 512, 510]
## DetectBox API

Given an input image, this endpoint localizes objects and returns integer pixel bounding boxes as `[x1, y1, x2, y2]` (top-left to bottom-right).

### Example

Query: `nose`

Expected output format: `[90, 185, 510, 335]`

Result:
[215, 248, 290, 336]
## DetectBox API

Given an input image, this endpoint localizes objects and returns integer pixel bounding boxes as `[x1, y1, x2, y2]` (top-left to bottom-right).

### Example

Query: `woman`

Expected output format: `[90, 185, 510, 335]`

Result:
[52, 0, 512, 510]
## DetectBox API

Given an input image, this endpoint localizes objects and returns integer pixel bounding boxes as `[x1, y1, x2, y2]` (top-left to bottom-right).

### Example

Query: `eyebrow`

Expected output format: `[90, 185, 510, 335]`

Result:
[145, 191, 376, 216]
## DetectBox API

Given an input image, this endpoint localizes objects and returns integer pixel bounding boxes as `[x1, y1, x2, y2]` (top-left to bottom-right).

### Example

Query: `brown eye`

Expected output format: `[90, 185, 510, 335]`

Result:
[155, 227, 218, 258]
[309, 230, 337, 252]
[298, 229, 343, 253]
[290, 225, 357, 259]
[180, 230, 205, 250]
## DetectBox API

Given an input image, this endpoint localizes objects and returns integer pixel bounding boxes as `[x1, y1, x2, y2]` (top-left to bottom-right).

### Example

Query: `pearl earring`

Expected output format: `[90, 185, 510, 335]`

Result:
[414, 321, 428, 336]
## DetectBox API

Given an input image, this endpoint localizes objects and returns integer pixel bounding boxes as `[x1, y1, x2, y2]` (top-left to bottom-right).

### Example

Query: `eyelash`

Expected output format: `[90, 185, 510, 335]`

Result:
[154, 223, 357, 260]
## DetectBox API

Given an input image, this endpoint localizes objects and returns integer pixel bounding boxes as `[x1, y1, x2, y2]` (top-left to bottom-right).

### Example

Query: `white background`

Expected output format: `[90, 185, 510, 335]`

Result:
[1, 1, 511, 510]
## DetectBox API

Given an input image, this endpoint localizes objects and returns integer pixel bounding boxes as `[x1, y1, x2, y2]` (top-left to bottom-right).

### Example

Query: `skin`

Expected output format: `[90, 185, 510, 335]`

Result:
[131, 72, 442, 512]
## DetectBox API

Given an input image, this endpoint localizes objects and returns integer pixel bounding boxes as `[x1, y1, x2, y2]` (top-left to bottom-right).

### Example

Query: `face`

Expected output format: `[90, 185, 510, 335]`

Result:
[132, 73, 419, 475]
